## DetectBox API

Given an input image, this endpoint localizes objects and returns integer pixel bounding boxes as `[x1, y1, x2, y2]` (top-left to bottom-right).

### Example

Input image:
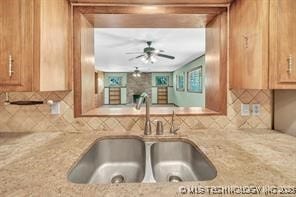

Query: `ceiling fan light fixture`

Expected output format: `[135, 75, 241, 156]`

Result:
[127, 41, 174, 63]
[133, 67, 141, 77]
[150, 55, 157, 63]
[141, 57, 149, 64]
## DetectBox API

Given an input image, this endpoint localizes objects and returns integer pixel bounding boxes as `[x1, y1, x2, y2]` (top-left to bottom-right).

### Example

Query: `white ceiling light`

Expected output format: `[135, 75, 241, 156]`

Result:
[150, 55, 157, 63]
[141, 55, 149, 64]
[140, 54, 157, 64]
[133, 67, 141, 77]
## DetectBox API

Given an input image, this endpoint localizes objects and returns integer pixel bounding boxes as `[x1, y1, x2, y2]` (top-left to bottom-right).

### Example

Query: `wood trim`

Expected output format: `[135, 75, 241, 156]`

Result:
[69, 0, 233, 5]
[205, 11, 227, 115]
[80, 14, 96, 113]
[269, 0, 278, 89]
[95, 72, 98, 94]
[73, 4, 229, 117]
[84, 14, 216, 28]
[84, 106, 221, 117]
[73, 9, 83, 117]
[75, 5, 226, 15]
[67, 1, 74, 90]
[219, 11, 228, 115]
[33, 0, 41, 91]
[94, 71, 104, 107]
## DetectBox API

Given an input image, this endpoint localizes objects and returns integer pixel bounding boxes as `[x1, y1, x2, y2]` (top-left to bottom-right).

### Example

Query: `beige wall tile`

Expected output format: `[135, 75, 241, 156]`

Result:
[0, 89, 272, 132]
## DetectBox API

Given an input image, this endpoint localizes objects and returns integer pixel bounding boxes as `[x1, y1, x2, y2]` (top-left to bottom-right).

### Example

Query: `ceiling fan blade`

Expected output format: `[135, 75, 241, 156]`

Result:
[153, 49, 165, 53]
[126, 52, 143, 54]
[157, 53, 175, 59]
[129, 54, 144, 61]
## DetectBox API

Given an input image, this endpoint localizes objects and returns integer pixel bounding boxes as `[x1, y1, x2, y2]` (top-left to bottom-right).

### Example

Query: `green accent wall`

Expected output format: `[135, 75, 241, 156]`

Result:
[172, 55, 205, 107]
[102, 63, 205, 107]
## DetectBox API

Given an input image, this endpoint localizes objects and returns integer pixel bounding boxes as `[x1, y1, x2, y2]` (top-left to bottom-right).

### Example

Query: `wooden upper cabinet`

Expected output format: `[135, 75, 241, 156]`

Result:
[230, 0, 296, 89]
[0, 0, 71, 92]
[34, 0, 71, 91]
[229, 0, 269, 89]
[0, 0, 34, 91]
[269, 0, 296, 88]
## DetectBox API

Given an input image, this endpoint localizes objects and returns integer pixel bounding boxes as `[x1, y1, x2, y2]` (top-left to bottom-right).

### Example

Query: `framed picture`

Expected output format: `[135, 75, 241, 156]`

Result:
[108, 76, 122, 87]
[176, 72, 185, 91]
[155, 76, 169, 86]
[187, 66, 202, 93]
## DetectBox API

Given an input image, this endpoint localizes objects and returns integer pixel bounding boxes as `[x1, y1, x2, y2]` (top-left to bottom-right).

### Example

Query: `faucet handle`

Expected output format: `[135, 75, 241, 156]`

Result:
[170, 125, 180, 135]
[155, 120, 164, 135]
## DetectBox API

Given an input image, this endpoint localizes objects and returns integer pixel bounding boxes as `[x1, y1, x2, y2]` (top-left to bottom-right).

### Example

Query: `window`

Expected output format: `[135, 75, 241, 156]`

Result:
[187, 66, 202, 93]
[155, 76, 169, 86]
[108, 76, 122, 87]
[176, 72, 185, 91]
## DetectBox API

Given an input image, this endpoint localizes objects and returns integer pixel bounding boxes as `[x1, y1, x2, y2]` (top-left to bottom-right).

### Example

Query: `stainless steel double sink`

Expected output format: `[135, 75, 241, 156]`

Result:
[68, 137, 217, 184]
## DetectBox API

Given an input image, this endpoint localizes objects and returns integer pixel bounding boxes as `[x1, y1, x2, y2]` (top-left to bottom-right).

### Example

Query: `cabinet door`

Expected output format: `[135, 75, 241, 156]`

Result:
[270, 0, 296, 88]
[0, 0, 33, 91]
[36, 0, 71, 91]
[229, 0, 269, 89]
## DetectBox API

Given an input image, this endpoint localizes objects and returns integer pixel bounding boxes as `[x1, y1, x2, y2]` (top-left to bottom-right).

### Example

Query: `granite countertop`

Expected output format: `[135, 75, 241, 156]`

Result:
[0, 129, 295, 196]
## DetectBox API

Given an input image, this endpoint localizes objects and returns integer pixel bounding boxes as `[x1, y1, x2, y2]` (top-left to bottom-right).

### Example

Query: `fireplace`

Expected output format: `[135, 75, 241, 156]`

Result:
[133, 94, 145, 104]
[127, 73, 152, 104]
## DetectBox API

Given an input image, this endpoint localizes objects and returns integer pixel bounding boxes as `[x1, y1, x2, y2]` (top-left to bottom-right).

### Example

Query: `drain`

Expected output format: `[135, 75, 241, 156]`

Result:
[111, 175, 125, 183]
[168, 175, 183, 182]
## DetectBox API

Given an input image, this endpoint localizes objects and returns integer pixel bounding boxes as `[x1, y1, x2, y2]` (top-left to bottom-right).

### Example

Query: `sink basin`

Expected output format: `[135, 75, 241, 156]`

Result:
[150, 141, 217, 182]
[68, 137, 216, 184]
[68, 138, 146, 184]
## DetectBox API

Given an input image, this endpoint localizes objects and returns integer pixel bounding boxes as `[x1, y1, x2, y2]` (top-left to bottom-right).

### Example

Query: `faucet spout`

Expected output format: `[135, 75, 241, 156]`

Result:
[170, 110, 180, 134]
[135, 92, 152, 135]
[135, 92, 147, 110]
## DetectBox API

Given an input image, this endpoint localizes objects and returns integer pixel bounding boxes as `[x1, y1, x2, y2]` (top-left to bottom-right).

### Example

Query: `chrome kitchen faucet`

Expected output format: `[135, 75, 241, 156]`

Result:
[135, 92, 152, 135]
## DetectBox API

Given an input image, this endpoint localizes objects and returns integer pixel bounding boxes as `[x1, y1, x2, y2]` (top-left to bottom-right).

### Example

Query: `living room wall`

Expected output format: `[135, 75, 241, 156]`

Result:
[172, 55, 205, 107]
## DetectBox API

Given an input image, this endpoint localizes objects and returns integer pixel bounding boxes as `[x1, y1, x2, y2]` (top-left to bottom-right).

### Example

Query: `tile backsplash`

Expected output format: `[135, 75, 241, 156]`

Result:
[0, 89, 272, 132]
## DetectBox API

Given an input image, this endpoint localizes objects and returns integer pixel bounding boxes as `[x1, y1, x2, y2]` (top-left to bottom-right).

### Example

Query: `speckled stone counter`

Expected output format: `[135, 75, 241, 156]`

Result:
[0, 129, 295, 197]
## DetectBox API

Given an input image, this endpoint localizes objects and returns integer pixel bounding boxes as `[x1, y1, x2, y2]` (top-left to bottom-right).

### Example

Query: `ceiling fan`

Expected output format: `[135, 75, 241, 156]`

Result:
[126, 41, 175, 64]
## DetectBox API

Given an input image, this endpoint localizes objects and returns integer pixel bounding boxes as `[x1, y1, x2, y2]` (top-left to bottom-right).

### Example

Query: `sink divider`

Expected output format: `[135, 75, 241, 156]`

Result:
[142, 141, 156, 183]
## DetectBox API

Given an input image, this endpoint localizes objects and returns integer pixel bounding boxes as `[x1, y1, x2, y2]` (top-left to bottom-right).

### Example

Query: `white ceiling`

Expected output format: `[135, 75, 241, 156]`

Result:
[94, 28, 205, 72]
